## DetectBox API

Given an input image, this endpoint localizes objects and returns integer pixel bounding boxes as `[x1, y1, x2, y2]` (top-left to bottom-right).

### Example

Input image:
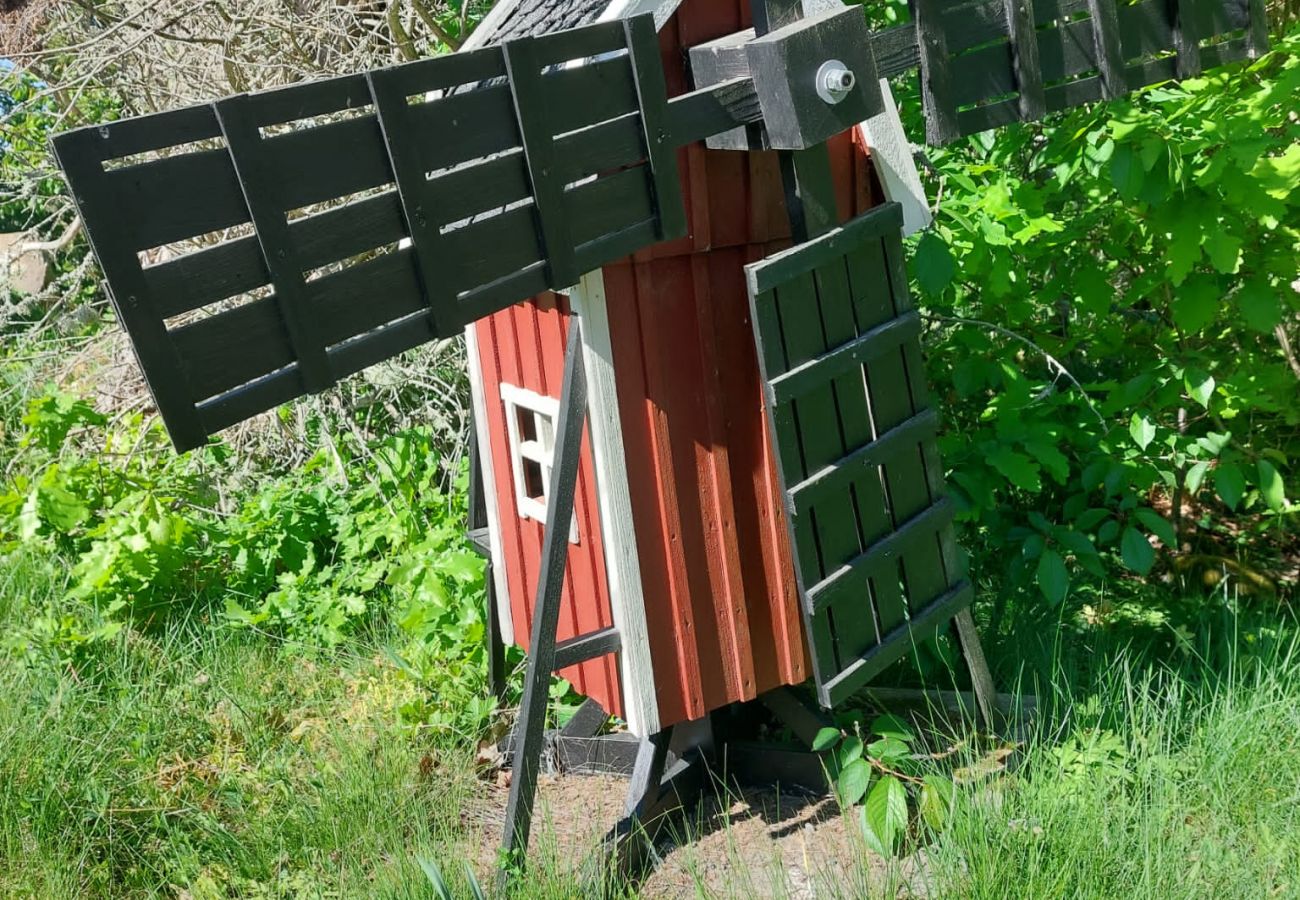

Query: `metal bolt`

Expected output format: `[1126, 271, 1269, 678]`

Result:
[815, 59, 855, 105]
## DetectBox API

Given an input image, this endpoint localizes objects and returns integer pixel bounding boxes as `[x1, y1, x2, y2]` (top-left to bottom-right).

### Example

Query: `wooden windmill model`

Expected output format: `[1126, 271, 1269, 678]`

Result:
[53, 0, 1267, 863]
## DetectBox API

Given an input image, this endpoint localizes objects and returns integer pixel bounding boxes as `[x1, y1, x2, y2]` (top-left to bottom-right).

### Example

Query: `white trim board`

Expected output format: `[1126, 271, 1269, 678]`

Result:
[570, 270, 660, 738]
[858, 78, 932, 236]
[460, 0, 524, 50]
[464, 323, 516, 646]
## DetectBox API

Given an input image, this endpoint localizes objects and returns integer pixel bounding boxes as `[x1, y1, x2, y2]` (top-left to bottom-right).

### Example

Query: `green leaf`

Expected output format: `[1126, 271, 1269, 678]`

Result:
[987, 446, 1042, 492]
[863, 775, 909, 856]
[812, 727, 841, 753]
[1257, 460, 1287, 512]
[1216, 463, 1245, 511]
[870, 714, 915, 742]
[920, 775, 956, 832]
[1111, 143, 1146, 200]
[1185, 460, 1211, 496]
[1036, 549, 1069, 606]
[837, 758, 873, 806]
[1165, 226, 1201, 286]
[1120, 527, 1155, 575]
[1237, 279, 1282, 333]
[1184, 370, 1215, 408]
[1171, 277, 1220, 334]
[1135, 508, 1177, 548]
[914, 232, 956, 297]
[859, 807, 890, 857]
[837, 735, 865, 769]
[867, 737, 911, 764]
[1203, 230, 1242, 273]
[1129, 413, 1156, 451]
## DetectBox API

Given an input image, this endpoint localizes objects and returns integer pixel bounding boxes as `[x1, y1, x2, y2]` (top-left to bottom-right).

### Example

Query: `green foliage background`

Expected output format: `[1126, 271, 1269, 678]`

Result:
[0, 0, 1296, 748]
[902, 33, 1298, 610]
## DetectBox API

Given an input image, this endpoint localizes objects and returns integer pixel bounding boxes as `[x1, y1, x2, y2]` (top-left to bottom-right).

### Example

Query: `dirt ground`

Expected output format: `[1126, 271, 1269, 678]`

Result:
[470, 772, 943, 898]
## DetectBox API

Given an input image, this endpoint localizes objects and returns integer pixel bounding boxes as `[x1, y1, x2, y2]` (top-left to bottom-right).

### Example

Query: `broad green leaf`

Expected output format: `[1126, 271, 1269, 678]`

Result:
[1203, 230, 1242, 273]
[1023, 440, 1070, 484]
[863, 775, 909, 856]
[1129, 413, 1156, 451]
[1216, 463, 1245, 510]
[1171, 277, 1220, 334]
[1236, 279, 1282, 333]
[988, 446, 1042, 492]
[867, 737, 911, 764]
[1111, 143, 1145, 200]
[1165, 226, 1201, 285]
[859, 807, 890, 857]
[1257, 460, 1287, 512]
[812, 727, 841, 753]
[1074, 265, 1111, 316]
[870, 714, 915, 742]
[1120, 527, 1155, 574]
[914, 232, 956, 297]
[1036, 549, 1069, 606]
[1135, 508, 1177, 547]
[837, 758, 872, 806]
[1185, 460, 1211, 496]
[838, 735, 865, 769]
[1184, 370, 1215, 408]
[920, 775, 956, 832]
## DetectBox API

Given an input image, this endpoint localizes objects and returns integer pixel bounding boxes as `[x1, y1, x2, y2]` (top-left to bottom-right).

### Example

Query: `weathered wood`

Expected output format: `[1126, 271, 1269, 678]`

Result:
[51, 127, 210, 450]
[953, 608, 998, 730]
[560, 698, 610, 739]
[665, 76, 762, 146]
[1003, 0, 1046, 121]
[1088, 0, 1128, 98]
[913, 0, 959, 145]
[368, 66, 459, 335]
[821, 583, 974, 707]
[144, 237, 268, 319]
[745, 6, 884, 150]
[500, 318, 588, 863]
[543, 55, 641, 137]
[504, 35, 579, 290]
[769, 311, 922, 403]
[625, 13, 688, 242]
[1171, 0, 1203, 78]
[553, 626, 622, 671]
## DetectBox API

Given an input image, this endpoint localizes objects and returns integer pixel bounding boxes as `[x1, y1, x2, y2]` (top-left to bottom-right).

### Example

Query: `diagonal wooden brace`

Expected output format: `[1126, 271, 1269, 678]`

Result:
[499, 317, 589, 872]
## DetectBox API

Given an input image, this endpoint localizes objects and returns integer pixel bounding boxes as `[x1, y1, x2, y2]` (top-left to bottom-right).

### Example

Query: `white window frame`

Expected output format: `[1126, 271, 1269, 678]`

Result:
[500, 382, 578, 543]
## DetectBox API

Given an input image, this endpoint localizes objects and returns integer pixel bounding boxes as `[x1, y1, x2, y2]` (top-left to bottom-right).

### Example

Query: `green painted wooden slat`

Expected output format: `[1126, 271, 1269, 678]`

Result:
[746, 209, 972, 708]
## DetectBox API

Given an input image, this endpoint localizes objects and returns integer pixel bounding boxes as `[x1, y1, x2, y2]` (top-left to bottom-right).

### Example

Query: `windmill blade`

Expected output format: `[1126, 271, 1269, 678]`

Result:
[53, 15, 689, 451]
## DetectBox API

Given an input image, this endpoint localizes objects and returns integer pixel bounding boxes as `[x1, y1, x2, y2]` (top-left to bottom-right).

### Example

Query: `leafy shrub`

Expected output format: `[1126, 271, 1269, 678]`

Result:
[910, 32, 1299, 607]
[1, 387, 497, 734]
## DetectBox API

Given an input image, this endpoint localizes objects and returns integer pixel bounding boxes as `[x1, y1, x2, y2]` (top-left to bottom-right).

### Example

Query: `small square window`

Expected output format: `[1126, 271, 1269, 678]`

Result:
[501, 383, 578, 542]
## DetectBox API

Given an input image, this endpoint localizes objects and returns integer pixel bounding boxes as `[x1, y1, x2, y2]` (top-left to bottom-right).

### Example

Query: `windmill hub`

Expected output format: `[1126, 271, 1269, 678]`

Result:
[815, 59, 854, 104]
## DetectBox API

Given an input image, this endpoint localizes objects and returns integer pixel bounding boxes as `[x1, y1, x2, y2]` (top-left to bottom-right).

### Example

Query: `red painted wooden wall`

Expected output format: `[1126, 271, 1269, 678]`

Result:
[600, 0, 885, 728]
[471, 0, 886, 731]
[473, 294, 623, 720]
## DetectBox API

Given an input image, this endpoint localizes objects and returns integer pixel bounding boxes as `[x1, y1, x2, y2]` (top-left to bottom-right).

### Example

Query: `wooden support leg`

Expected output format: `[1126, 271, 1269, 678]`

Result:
[467, 429, 507, 703]
[953, 608, 997, 731]
[624, 729, 672, 820]
[485, 560, 507, 703]
[562, 697, 610, 739]
[499, 320, 588, 872]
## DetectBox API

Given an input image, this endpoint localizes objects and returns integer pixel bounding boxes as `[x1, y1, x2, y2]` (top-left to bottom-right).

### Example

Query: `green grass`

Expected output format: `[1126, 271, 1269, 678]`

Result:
[3, 547, 1298, 898]
[929, 617, 1300, 898]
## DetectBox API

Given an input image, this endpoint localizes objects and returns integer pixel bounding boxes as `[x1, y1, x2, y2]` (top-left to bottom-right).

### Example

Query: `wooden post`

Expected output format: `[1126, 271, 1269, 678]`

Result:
[953, 608, 997, 730]
[499, 318, 588, 867]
